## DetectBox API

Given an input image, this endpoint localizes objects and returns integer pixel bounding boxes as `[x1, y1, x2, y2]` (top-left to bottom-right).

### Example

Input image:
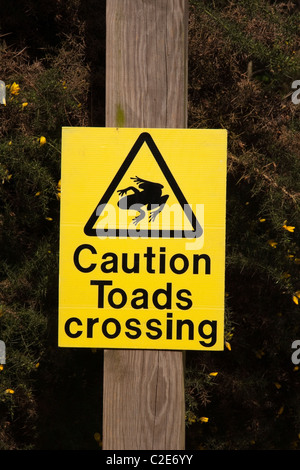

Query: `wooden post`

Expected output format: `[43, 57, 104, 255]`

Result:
[103, 0, 188, 450]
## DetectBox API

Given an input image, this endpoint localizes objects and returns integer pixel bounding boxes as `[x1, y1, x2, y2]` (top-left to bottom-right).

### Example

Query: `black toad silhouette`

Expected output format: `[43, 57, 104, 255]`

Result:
[117, 176, 169, 225]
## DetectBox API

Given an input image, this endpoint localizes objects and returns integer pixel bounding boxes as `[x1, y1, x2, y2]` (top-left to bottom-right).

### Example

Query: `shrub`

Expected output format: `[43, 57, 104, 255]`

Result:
[0, 2, 90, 448]
[186, 0, 300, 450]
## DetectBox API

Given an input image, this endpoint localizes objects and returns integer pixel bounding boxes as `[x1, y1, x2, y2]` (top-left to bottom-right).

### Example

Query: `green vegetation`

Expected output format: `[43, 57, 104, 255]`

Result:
[0, 0, 299, 450]
[0, 0, 102, 450]
[186, 0, 300, 450]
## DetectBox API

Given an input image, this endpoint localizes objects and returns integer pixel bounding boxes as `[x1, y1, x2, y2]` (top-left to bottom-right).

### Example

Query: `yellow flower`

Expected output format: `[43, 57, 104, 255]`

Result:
[56, 180, 61, 199]
[292, 291, 300, 304]
[268, 240, 277, 248]
[209, 372, 218, 376]
[282, 221, 295, 233]
[199, 417, 209, 423]
[10, 82, 20, 95]
[39, 136, 47, 146]
[45, 217, 53, 221]
[255, 349, 265, 359]
[0, 365, 3, 371]
[277, 405, 284, 416]
[187, 413, 197, 424]
[22, 102, 28, 108]
[225, 341, 231, 351]
[5, 389, 15, 394]
[259, 218, 266, 222]
[94, 432, 102, 447]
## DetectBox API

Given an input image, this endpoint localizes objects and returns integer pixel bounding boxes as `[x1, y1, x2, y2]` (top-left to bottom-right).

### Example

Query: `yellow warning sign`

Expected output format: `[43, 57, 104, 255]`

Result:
[58, 127, 227, 350]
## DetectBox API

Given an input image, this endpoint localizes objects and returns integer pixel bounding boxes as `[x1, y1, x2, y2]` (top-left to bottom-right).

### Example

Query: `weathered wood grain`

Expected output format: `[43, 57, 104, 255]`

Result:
[103, 349, 185, 449]
[103, 0, 188, 450]
[106, 0, 188, 129]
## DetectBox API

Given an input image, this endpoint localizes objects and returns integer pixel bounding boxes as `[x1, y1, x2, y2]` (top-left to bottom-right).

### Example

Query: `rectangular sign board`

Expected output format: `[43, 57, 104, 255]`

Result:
[58, 127, 227, 350]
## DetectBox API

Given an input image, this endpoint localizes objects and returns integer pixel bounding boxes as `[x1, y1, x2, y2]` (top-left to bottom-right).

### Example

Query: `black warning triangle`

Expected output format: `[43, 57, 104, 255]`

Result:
[84, 132, 203, 239]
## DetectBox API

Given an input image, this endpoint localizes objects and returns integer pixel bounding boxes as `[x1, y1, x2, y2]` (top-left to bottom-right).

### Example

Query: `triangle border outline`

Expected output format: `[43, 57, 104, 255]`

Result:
[84, 132, 203, 239]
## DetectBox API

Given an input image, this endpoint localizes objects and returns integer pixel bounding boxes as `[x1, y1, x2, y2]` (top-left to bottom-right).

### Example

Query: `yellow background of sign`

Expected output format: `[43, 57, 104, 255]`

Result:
[59, 127, 227, 350]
